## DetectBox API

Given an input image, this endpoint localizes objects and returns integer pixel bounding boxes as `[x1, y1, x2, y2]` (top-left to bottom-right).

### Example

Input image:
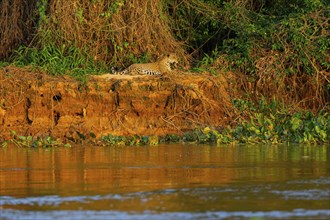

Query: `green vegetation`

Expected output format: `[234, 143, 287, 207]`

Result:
[98, 101, 329, 146]
[1, 107, 328, 147]
[1, 131, 71, 148]
[230, 105, 329, 144]
[10, 44, 108, 81]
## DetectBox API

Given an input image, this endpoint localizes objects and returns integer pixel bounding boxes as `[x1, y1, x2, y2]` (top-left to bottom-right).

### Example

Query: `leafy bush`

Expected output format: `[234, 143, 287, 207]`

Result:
[10, 44, 107, 80]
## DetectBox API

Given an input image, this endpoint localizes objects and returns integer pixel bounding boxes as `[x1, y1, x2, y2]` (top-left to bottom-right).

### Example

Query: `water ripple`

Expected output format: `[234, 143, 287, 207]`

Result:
[0, 194, 124, 206]
[271, 189, 330, 200]
[0, 209, 329, 220]
[287, 177, 330, 185]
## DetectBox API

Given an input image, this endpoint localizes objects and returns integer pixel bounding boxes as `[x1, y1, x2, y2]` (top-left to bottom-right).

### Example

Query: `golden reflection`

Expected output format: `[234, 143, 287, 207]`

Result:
[0, 144, 328, 197]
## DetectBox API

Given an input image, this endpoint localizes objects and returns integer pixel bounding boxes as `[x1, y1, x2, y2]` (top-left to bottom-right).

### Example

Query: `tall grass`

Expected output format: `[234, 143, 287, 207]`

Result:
[10, 43, 109, 81]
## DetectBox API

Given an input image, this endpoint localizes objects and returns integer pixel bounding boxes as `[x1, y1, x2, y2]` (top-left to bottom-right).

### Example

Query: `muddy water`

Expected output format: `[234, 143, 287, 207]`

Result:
[0, 144, 329, 219]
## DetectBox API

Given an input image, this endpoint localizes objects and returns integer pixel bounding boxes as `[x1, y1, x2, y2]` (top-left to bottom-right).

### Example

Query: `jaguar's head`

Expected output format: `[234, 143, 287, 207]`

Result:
[165, 53, 179, 70]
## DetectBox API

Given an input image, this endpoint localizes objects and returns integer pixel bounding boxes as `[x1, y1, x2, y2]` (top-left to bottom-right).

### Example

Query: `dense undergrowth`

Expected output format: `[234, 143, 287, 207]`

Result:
[0, 0, 329, 145]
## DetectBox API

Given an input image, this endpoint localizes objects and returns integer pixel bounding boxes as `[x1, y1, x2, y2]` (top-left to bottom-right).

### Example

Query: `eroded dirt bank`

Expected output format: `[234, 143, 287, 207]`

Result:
[0, 67, 233, 141]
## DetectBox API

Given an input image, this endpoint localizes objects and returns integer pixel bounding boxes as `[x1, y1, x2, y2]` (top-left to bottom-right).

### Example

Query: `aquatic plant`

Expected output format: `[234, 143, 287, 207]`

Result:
[1, 130, 71, 148]
[230, 111, 329, 144]
[98, 110, 329, 146]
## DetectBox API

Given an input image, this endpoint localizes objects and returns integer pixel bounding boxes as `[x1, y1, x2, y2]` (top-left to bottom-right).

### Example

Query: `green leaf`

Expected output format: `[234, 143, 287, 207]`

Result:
[18, 136, 27, 141]
[46, 136, 52, 143]
[291, 117, 302, 131]
[319, 130, 326, 140]
[27, 136, 33, 142]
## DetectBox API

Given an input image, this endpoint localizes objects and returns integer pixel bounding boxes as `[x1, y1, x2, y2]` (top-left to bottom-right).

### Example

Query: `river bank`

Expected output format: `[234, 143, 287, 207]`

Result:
[0, 66, 232, 143]
[1, 66, 329, 146]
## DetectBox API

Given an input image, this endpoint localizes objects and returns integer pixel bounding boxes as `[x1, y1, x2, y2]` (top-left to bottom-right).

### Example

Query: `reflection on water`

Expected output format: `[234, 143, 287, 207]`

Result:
[0, 144, 329, 219]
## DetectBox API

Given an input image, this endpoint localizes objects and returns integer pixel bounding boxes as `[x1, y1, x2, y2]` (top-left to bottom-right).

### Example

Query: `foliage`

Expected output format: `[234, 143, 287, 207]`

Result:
[1, 130, 71, 148]
[231, 98, 329, 144]
[228, 1, 329, 110]
[231, 111, 329, 144]
[166, 0, 329, 110]
[220, 0, 329, 74]
[98, 107, 329, 146]
[9, 44, 108, 80]
[164, 0, 224, 55]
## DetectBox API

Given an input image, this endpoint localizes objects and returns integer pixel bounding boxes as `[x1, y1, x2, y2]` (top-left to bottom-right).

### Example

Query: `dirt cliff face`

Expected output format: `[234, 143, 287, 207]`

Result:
[0, 67, 233, 141]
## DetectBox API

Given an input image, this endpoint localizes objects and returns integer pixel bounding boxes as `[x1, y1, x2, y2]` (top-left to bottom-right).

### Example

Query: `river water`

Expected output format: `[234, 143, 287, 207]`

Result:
[0, 144, 329, 219]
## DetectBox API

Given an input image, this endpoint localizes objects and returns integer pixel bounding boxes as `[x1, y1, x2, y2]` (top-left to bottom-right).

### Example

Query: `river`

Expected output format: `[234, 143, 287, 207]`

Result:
[0, 144, 329, 219]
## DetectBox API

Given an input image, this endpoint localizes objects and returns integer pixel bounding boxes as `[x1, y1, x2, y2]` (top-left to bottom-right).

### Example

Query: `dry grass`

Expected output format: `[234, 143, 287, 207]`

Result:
[43, 0, 186, 65]
[253, 49, 329, 111]
[0, 0, 37, 59]
[1, 0, 187, 65]
[214, 49, 329, 112]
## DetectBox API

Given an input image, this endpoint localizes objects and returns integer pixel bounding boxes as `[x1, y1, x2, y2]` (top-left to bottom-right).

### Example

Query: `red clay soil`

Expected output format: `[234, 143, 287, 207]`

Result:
[0, 66, 233, 141]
